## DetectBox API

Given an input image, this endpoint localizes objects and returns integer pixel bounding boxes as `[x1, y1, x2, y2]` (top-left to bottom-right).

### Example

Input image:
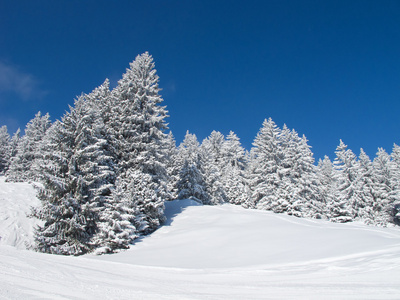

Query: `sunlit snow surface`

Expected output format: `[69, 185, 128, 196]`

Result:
[1, 176, 400, 299]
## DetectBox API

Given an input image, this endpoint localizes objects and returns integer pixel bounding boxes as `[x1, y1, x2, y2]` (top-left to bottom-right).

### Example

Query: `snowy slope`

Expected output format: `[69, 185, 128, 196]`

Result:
[1, 177, 400, 299]
[96, 200, 400, 269]
[0, 177, 41, 249]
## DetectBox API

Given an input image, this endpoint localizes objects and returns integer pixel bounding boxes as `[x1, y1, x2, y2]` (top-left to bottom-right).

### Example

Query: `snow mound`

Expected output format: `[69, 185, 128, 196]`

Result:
[0, 176, 41, 249]
[97, 199, 400, 269]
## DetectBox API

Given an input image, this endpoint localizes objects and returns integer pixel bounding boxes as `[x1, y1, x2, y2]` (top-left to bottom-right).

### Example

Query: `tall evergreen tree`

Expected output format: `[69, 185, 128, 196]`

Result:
[9, 128, 21, 159]
[317, 155, 336, 218]
[247, 118, 283, 211]
[7, 112, 51, 182]
[107, 52, 169, 234]
[81, 80, 140, 254]
[221, 131, 248, 205]
[372, 148, 399, 225]
[164, 132, 179, 200]
[284, 133, 321, 218]
[0, 125, 11, 174]
[33, 94, 116, 255]
[356, 149, 378, 223]
[329, 140, 359, 222]
[222, 131, 246, 169]
[176, 131, 209, 203]
[201, 131, 227, 204]
[32, 119, 90, 255]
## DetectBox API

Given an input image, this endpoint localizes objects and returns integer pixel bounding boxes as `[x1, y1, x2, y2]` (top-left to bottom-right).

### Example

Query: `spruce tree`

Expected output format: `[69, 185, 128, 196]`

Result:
[7, 112, 51, 182]
[373, 148, 399, 225]
[32, 120, 91, 255]
[9, 128, 21, 159]
[221, 131, 248, 205]
[176, 131, 209, 203]
[247, 118, 283, 211]
[329, 140, 359, 222]
[356, 149, 377, 223]
[108, 52, 169, 234]
[390, 144, 400, 225]
[284, 132, 321, 218]
[0, 125, 11, 174]
[316, 156, 336, 218]
[201, 131, 227, 204]
[164, 132, 179, 200]
[33, 95, 115, 255]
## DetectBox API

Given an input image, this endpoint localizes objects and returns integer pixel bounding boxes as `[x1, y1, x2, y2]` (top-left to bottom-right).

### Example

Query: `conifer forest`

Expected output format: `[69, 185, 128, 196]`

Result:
[1, 53, 399, 255]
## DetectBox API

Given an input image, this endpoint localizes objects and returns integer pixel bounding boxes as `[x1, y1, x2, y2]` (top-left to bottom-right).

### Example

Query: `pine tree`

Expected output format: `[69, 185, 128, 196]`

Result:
[0, 125, 11, 174]
[108, 52, 169, 234]
[329, 140, 359, 223]
[390, 144, 400, 225]
[7, 112, 51, 182]
[284, 132, 321, 218]
[247, 118, 283, 211]
[356, 149, 377, 223]
[9, 128, 21, 159]
[221, 131, 248, 205]
[201, 131, 227, 204]
[77, 80, 142, 254]
[316, 156, 336, 218]
[33, 94, 116, 255]
[222, 131, 246, 169]
[164, 132, 179, 200]
[372, 148, 399, 225]
[176, 131, 209, 203]
[32, 120, 91, 255]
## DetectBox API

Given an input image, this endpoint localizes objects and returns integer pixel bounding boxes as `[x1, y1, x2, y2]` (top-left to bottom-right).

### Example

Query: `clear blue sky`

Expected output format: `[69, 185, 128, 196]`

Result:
[0, 0, 399, 161]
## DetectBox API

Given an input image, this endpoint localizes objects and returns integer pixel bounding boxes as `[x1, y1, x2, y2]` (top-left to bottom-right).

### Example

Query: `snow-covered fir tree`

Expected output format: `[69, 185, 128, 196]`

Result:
[107, 52, 169, 235]
[0, 125, 11, 174]
[390, 144, 400, 225]
[390, 144, 400, 195]
[356, 148, 378, 223]
[222, 131, 246, 170]
[245, 119, 322, 218]
[316, 156, 336, 218]
[329, 140, 360, 223]
[9, 128, 21, 159]
[164, 132, 179, 200]
[282, 131, 321, 218]
[372, 148, 399, 226]
[176, 131, 209, 203]
[221, 131, 248, 205]
[33, 94, 117, 255]
[80, 80, 142, 254]
[7, 112, 51, 182]
[247, 118, 283, 211]
[201, 131, 227, 204]
[32, 119, 92, 255]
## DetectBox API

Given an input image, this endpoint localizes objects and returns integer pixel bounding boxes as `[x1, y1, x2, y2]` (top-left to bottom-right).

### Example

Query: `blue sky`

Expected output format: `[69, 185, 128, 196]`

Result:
[0, 0, 399, 161]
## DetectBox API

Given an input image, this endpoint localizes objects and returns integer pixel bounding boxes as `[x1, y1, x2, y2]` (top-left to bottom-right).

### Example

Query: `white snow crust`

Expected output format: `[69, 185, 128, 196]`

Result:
[1, 176, 400, 299]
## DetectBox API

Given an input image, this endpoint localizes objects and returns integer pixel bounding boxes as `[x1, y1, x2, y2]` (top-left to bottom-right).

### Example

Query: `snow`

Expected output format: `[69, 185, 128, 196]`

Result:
[0, 177, 41, 249]
[1, 176, 400, 299]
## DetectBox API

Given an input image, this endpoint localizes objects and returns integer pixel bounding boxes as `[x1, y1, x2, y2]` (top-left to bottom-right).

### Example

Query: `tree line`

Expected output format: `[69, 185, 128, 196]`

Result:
[0, 52, 399, 255]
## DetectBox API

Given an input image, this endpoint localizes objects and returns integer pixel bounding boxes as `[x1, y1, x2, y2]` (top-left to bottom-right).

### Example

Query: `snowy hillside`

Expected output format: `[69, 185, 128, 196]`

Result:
[1, 177, 400, 299]
[0, 177, 41, 249]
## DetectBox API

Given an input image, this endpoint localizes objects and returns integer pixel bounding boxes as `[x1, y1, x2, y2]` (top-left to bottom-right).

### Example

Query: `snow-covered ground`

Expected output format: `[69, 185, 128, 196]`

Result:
[1, 176, 400, 299]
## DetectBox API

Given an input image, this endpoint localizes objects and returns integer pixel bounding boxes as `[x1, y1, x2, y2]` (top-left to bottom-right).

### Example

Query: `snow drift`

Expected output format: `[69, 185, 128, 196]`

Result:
[1, 177, 400, 299]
